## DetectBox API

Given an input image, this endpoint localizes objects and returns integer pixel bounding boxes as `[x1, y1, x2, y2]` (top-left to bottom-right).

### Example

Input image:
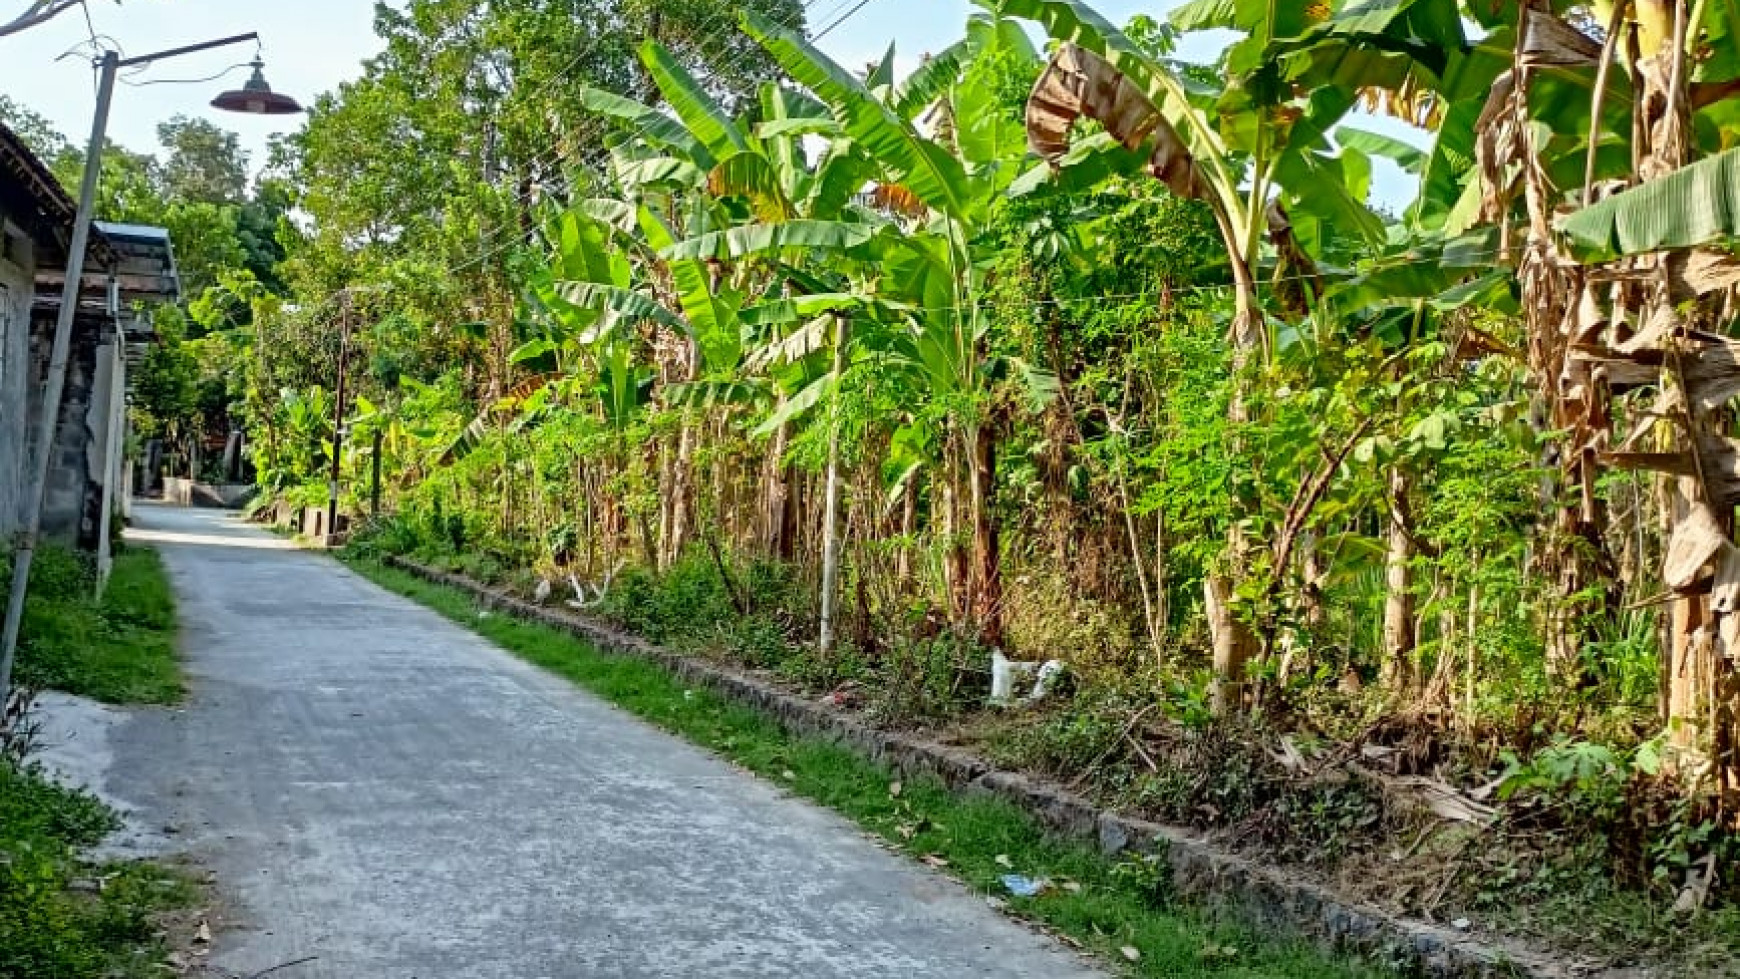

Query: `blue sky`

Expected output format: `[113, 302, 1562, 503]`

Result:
[0, 0, 1415, 203]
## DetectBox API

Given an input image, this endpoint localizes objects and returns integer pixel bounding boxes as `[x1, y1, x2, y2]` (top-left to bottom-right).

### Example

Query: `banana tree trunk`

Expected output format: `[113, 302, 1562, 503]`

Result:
[967, 421, 1003, 649]
[1498, 7, 1617, 683]
[818, 315, 850, 655]
[762, 416, 793, 559]
[1502, 0, 1740, 803]
[941, 433, 969, 625]
[895, 475, 917, 586]
[1209, 261, 1264, 715]
[1382, 468, 1418, 693]
[670, 419, 697, 564]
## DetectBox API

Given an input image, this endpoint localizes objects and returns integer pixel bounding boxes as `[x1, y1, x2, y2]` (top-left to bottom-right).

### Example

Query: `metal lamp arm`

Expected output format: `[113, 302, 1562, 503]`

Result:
[119, 32, 259, 69]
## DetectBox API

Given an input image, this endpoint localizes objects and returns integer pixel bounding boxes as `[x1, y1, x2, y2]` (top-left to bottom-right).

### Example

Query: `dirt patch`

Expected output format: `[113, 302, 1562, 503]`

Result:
[29, 691, 181, 860]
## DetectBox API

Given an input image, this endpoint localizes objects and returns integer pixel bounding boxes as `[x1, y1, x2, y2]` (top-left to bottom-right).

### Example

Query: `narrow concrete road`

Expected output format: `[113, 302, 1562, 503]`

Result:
[108, 504, 1104, 979]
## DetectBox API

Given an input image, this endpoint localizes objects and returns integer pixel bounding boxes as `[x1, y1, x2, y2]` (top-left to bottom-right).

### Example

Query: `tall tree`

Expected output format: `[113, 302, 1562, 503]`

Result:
[0, 94, 70, 157]
[157, 115, 249, 205]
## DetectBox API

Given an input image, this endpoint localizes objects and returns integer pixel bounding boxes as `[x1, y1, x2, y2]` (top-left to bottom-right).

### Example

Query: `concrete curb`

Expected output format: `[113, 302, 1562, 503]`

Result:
[382, 554, 1626, 979]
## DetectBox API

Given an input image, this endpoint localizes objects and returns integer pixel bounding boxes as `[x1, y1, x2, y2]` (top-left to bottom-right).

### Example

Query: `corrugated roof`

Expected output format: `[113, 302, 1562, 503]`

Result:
[95, 222, 172, 243]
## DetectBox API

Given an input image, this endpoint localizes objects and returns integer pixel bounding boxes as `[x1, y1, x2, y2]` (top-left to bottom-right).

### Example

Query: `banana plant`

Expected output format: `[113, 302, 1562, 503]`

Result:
[724, 9, 1061, 647]
[995, 0, 1473, 711]
[1498, 0, 1740, 779]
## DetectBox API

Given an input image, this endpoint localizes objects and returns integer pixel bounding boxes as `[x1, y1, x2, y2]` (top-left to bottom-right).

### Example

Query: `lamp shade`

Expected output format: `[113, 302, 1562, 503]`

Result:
[211, 61, 302, 115]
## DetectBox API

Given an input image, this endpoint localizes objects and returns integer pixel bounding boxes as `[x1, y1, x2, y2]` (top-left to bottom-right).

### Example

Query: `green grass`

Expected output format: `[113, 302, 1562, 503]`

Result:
[14, 545, 183, 704]
[0, 762, 197, 979]
[347, 556, 1402, 979]
[2, 543, 196, 976]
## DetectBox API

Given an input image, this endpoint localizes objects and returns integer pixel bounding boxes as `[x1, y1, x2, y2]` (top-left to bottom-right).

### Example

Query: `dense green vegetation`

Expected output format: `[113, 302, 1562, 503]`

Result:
[17, 0, 1737, 969]
[350, 555, 1396, 979]
[9, 546, 183, 705]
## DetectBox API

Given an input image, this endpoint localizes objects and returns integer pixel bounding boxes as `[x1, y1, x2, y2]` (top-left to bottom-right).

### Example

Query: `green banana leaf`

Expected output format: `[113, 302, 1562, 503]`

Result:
[753, 370, 835, 436]
[1168, 0, 1235, 32]
[743, 11, 982, 223]
[613, 156, 705, 193]
[663, 219, 886, 261]
[553, 281, 689, 339]
[709, 153, 797, 222]
[739, 293, 909, 326]
[890, 32, 978, 118]
[639, 41, 750, 161]
[1558, 146, 1740, 260]
[574, 199, 638, 233]
[637, 206, 744, 371]
[805, 139, 876, 218]
[577, 87, 713, 169]
[756, 117, 843, 140]
[1337, 126, 1427, 174]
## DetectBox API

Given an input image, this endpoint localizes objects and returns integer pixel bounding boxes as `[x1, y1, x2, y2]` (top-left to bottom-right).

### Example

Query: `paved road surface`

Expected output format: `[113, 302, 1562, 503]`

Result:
[103, 504, 1103, 979]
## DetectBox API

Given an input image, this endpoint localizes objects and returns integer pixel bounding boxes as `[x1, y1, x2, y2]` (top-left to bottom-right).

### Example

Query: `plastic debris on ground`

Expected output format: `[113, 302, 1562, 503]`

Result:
[1000, 873, 1051, 897]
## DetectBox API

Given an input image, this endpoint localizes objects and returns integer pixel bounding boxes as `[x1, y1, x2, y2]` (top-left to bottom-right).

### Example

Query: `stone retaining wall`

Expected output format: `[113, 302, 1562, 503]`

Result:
[384, 554, 1630, 979]
[161, 478, 256, 510]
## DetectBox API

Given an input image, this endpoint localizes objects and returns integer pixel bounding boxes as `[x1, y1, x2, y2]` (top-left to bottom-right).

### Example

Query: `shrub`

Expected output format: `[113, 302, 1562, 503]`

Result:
[874, 631, 986, 722]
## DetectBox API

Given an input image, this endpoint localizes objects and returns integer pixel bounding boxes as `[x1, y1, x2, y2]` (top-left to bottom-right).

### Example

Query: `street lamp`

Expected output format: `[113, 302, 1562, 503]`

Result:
[0, 33, 302, 703]
[212, 60, 304, 116]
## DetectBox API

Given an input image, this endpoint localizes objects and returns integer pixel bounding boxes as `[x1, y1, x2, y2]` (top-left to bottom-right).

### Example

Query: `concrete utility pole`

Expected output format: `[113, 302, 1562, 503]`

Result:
[327, 291, 353, 543]
[0, 31, 294, 705]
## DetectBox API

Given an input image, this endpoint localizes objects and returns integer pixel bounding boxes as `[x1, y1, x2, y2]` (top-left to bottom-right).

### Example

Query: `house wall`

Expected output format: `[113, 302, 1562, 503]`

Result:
[26, 309, 106, 548]
[0, 218, 34, 540]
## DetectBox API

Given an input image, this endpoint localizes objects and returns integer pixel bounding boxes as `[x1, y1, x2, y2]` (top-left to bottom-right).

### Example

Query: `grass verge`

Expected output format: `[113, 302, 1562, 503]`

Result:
[2, 541, 196, 977]
[347, 555, 1402, 979]
[0, 762, 197, 978]
[14, 545, 183, 704]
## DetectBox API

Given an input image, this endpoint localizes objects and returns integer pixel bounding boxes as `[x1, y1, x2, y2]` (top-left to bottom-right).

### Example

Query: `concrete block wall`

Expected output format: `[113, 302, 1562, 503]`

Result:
[25, 313, 106, 548]
[0, 224, 35, 540]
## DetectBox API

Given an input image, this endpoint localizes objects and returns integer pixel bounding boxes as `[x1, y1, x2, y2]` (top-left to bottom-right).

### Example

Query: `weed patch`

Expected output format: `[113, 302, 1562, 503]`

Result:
[0, 761, 197, 978]
[7, 545, 182, 705]
[0, 543, 195, 975]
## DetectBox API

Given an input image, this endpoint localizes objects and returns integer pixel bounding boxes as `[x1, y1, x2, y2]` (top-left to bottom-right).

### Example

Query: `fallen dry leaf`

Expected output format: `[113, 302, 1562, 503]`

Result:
[1061, 880, 1083, 893]
[1120, 946, 1141, 962]
[193, 921, 211, 945]
[994, 853, 1013, 868]
[921, 854, 950, 869]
